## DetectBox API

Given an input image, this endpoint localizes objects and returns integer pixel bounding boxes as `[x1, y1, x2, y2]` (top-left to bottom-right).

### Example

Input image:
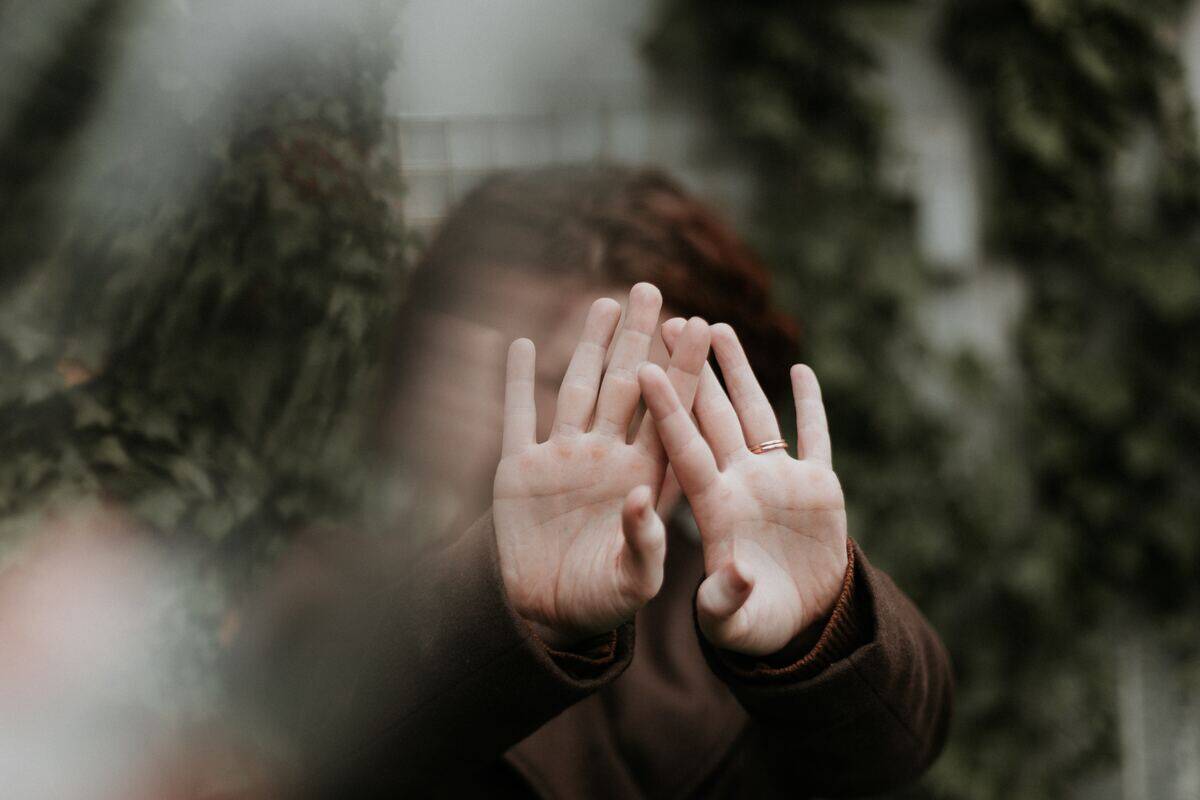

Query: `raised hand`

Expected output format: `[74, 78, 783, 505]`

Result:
[640, 321, 848, 657]
[493, 284, 711, 648]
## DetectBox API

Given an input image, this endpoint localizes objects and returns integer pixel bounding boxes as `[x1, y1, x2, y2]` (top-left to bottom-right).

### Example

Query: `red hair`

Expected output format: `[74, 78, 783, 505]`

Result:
[393, 164, 799, 398]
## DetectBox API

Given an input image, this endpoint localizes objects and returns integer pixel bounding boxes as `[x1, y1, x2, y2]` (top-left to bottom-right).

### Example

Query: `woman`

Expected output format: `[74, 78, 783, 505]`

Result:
[382, 167, 801, 529]
[235, 166, 953, 798]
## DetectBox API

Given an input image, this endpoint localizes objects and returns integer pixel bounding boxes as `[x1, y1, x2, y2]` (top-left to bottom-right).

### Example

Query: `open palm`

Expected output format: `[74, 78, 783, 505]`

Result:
[642, 322, 849, 656]
[493, 285, 710, 647]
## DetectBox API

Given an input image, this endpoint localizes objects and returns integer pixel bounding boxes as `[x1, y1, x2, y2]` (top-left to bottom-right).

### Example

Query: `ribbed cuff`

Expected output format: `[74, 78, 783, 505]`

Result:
[535, 626, 626, 681]
[709, 539, 864, 684]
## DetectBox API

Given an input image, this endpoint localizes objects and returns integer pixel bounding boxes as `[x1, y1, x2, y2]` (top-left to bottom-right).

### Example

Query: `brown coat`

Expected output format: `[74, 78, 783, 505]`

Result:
[235, 512, 953, 798]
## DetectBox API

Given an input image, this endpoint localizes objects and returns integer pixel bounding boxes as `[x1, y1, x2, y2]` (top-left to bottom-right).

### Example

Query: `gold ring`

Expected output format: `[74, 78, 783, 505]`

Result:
[749, 438, 788, 454]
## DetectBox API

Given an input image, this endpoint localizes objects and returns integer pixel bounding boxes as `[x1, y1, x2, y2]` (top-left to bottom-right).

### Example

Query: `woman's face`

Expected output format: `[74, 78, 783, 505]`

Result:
[389, 269, 673, 513]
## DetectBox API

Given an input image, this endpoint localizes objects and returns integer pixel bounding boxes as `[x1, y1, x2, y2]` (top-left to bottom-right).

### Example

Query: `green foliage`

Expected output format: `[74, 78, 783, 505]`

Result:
[0, 0, 405, 676]
[939, 1, 1200, 793]
[650, 0, 1200, 797]
[647, 3, 995, 790]
[645, 3, 963, 564]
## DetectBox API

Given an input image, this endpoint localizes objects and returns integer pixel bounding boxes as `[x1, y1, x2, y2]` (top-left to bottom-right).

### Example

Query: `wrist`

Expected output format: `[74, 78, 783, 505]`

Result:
[757, 615, 827, 667]
[525, 617, 577, 649]
[708, 539, 862, 680]
[807, 539, 850, 625]
[524, 616, 610, 651]
[698, 539, 850, 657]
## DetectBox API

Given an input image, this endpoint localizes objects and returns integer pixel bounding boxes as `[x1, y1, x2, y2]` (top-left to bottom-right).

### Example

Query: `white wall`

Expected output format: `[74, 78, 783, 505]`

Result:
[385, 0, 733, 232]
[385, 0, 985, 274]
[388, 0, 650, 116]
[1183, 2, 1200, 127]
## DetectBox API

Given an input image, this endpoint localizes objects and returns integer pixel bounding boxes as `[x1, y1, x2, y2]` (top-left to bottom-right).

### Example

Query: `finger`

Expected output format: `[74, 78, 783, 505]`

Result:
[637, 363, 720, 496]
[593, 283, 662, 437]
[710, 323, 782, 450]
[791, 364, 832, 467]
[655, 466, 680, 519]
[618, 485, 666, 602]
[552, 298, 622, 437]
[636, 317, 711, 455]
[696, 561, 753, 644]
[662, 320, 746, 468]
[658, 316, 688, 348]
[661, 317, 710, 410]
[502, 338, 537, 456]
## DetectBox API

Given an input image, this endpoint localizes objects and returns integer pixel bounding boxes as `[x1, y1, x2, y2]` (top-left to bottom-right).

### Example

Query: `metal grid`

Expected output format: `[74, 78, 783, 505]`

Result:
[388, 106, 741, 238]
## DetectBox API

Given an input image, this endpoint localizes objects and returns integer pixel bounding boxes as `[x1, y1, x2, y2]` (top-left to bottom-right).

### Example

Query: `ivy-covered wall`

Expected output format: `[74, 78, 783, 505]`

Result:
[0, 0, 404, 684]
[941, 1, 1200, 792]
[648, 0, 1200, 797]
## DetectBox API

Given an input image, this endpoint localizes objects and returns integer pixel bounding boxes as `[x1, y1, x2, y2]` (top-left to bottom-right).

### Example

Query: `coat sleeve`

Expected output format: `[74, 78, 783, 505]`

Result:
[226, 512, 634, 797]
[695, 540, 954, 797]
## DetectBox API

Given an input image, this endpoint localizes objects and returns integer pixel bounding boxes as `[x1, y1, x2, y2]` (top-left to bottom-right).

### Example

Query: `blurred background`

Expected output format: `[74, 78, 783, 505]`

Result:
[2, 0, 1199, 797]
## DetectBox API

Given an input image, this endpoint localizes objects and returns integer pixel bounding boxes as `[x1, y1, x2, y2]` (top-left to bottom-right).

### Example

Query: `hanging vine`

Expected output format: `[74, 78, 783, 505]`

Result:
[940, 0, 1200, 793]
[649, 0, 1200, 797]
[0, 0, 406, 694]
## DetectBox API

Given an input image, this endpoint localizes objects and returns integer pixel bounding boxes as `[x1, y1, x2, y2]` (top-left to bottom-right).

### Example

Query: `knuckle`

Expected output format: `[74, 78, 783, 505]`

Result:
[603, 367, 638, 388]
[554, 422, 583, 439]
[561, 376, 595, 393]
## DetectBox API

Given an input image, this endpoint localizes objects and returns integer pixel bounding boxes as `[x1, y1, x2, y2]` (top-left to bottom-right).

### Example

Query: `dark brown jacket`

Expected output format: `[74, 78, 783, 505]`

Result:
[235, 512, 953, 798]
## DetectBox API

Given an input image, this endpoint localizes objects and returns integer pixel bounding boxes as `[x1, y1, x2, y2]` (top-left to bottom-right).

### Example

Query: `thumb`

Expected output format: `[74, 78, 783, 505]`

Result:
[618, 485, 666, 603]
[696, 560, 753, 646]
